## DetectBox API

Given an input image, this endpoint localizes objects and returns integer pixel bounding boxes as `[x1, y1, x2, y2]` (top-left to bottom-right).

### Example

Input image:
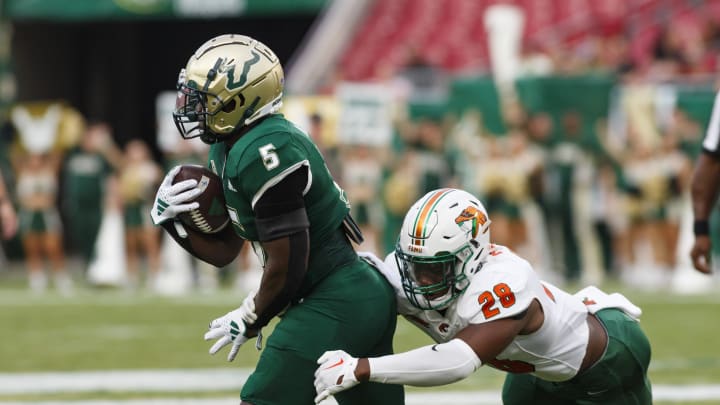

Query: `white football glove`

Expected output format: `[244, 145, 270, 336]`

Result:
[150, 165, 202, 226]
[241, 289, 258, 325]
[204, 291, 258, 362]
[314, 350, 360, 404]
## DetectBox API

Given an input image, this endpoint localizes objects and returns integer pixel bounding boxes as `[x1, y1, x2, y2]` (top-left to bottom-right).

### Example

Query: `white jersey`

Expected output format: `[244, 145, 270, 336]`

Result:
[703, 90, 720, 153]
[378, 245, 590, 382]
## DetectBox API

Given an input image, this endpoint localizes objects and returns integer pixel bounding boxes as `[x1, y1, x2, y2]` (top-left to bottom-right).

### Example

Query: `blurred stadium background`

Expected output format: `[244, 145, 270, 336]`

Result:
[1, 0, 720, 404]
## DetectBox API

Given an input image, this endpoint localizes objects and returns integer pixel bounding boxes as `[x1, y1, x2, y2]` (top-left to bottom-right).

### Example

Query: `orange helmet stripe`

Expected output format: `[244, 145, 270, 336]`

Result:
[411, 188, 453, 245]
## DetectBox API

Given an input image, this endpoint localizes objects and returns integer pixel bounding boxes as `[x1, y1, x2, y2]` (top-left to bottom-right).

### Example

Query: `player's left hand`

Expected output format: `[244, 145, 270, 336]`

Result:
[314, 350, 360, 403]
[150, 165, 201, 226]
[203, 294, 257, 362]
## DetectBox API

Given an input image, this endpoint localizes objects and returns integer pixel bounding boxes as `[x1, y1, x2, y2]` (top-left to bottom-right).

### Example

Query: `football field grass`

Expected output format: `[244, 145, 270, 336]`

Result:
[1, 279, 720, 404]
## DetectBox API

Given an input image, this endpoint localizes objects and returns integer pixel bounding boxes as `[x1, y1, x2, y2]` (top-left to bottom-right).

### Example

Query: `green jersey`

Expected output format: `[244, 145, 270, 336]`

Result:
[62, 148, 112, 209]
[207, 114, 351, 293]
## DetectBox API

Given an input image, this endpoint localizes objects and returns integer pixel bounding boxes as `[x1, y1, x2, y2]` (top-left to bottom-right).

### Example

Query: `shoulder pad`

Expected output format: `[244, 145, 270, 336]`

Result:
[455, 251, 539, 324]
[358, 251, 402, 292]
[225, 134, 308, 206]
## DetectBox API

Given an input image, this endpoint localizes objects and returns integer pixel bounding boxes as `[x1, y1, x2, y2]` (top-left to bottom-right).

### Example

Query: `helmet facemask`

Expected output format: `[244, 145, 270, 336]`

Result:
[396, 244, 474, 310]
[173, 73, 229, 144]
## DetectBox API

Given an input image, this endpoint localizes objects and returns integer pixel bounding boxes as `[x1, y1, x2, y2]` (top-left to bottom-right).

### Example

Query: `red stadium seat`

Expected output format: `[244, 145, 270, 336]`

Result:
[337, 0, 703, 81]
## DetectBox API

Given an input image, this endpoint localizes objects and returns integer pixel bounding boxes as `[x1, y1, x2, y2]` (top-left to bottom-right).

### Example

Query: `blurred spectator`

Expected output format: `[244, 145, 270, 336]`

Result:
[411, 118, 456, 194]
[617, 127, 678, 287]
[0, 168, 18, 240]
[381, 151, 420, 252]
[118, 139, 162, 290]
[475, 129, 542, 259]
[545, 111, 588, 282]
[393, 47, 449, 105]
[14, 151, 71, 294]
[61, 122, 122, 271]
[476, 137, 512, 247]
[309, 112, 342, 180]
[341, 144, 384, 254]
[651, 27, 687, 77]
[656, 132, 692, 272]
[591, 157, 621, 279]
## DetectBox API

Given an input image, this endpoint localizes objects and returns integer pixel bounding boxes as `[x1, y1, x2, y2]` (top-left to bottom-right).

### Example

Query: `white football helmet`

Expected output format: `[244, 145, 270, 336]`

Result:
[396, 188, 491, 310]
[173, 34, 284, 144]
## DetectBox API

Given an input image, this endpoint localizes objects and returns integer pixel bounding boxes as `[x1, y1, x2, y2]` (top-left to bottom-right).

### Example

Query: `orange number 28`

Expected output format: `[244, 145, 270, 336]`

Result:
[477, 283, 516, 319]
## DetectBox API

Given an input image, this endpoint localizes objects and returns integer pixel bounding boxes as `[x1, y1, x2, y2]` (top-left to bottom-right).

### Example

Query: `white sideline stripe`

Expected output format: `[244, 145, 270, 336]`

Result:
[0, 369, 250, 394]
[0, 391, 502, 405]
[1, 369, 719, 403]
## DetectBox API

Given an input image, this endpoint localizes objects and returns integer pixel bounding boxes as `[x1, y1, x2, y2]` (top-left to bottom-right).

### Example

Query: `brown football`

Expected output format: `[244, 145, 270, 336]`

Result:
[173, 164, 230, 234]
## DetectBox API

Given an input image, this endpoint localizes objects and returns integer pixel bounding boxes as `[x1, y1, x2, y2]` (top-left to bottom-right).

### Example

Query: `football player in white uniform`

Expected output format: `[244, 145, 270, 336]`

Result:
[690, 89, 720, 274]
[314, 188, 652, 404]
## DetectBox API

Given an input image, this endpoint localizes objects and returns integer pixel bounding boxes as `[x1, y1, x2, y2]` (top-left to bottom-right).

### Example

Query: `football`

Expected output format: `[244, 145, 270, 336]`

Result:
[173, 164, 230, 234]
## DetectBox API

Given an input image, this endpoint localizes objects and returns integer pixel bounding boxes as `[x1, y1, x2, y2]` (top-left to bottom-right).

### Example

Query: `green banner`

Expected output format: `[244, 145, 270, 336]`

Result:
[1, 0, 327, 20]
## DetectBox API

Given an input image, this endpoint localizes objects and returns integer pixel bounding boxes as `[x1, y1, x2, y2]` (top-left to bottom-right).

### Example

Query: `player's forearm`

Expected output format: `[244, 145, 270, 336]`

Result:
[691, 152, 720, 222]
[358, 339, 481, 386]
[162, 221, 243, 267]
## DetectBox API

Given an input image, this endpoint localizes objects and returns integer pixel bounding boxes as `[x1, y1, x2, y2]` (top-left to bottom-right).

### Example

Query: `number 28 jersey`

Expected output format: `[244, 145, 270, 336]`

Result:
[383, 244, 590, 382]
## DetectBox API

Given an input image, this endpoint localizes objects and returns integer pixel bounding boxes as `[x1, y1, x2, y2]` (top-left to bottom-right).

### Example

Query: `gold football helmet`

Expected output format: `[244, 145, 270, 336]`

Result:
[173, 34, 284, 144]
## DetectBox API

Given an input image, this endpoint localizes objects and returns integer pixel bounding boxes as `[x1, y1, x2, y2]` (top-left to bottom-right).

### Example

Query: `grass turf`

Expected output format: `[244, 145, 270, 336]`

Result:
[1, 279, 719, 402]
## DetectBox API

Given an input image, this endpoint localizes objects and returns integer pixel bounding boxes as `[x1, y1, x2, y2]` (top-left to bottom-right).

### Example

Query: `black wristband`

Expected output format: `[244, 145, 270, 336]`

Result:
[694, 220, 710, 236]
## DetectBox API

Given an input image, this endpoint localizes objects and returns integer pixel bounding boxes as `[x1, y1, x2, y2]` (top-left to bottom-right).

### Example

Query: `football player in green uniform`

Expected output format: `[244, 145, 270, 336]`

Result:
[150, 34, 404, 405]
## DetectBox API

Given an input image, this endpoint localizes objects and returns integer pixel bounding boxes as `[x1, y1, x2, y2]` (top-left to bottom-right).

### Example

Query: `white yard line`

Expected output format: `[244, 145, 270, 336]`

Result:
[0, 369, 250, 394]
[0, 369, 719, 403]
[0, 392, 500, 405]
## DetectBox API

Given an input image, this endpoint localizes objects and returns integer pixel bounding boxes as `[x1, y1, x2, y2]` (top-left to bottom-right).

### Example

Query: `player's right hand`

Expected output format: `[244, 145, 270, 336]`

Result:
[203, 292, 258, 362]
[150, 165, 201, 225]
[691, 235, 712, 274]
[314, 350, 360, 403]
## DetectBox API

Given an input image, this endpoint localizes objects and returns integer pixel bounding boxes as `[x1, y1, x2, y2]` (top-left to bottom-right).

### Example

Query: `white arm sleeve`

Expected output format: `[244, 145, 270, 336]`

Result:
[367, 338, 482, 386]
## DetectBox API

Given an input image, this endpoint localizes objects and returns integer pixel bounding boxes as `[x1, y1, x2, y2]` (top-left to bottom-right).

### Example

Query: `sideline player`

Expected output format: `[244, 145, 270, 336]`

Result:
[690, 90, 720, 273]
[150, 34, 404, 405]
[314, 188, 652, 404]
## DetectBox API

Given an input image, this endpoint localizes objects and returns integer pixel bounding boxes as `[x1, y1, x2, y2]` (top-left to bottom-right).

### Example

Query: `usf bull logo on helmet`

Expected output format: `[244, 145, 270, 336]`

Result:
[173, 34, 284, 144]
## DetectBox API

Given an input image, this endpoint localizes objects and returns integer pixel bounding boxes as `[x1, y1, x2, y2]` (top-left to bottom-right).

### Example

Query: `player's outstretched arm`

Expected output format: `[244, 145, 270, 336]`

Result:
[314, 301, 534, 403]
